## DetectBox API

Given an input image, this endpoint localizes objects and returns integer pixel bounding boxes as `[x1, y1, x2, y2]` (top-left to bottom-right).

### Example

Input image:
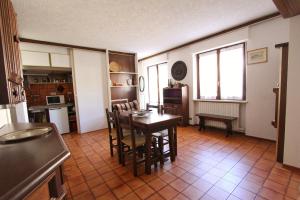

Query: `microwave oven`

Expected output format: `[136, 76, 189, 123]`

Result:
[46, 95, 65, 105]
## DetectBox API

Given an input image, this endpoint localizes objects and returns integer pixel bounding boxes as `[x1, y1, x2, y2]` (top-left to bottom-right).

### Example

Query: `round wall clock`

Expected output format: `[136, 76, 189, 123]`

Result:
[171, 61, 187, 81]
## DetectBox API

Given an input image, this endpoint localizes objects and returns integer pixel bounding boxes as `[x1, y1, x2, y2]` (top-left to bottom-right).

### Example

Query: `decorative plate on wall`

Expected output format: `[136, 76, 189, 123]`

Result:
[171, 61, 187, 81]
[138, 76, 145, 92]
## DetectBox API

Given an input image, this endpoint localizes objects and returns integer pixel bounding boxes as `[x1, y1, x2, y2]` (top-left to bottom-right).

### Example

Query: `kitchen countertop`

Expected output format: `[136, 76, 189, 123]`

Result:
[28, 103, 74, 112]
[0, 123, 70, 200]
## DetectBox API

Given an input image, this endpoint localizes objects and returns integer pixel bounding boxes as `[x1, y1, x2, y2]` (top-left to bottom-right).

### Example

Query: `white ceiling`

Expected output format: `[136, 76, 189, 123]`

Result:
[12, 0, 278, 58]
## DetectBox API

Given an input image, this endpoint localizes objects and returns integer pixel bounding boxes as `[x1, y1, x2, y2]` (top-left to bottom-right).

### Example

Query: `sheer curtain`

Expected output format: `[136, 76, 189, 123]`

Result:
[199, 51, 218, 99]
[220, 44, 244, 100]
[147, 63, 168, 105]
[158, 63, 168, 104]
[148, 66, 158, 104]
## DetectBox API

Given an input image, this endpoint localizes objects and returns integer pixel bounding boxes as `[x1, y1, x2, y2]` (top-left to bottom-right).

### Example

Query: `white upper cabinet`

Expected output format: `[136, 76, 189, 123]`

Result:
[50, 53, 71, 68]
[21, 51, 50, 67]
[20, 43, 71, 68]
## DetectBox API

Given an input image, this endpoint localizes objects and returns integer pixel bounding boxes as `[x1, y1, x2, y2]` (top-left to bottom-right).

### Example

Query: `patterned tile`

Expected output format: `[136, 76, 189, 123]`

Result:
[63, 127, 300, 200]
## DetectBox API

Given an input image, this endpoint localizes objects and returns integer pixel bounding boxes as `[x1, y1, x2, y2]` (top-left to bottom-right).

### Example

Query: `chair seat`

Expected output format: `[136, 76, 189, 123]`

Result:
[121, 134, 145, 147]
[111, 128, 131, 139]
[152, 129, 168, 138]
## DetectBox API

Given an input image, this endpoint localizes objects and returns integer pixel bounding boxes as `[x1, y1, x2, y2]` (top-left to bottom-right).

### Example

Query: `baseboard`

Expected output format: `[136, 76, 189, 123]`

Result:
[282, 164, 300, 172]
[243, 134, 276, 143]
[189, 124, 277, 143]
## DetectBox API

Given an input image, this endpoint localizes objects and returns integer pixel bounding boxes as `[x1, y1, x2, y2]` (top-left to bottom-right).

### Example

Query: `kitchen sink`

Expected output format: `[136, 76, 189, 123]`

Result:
[0, 127, 52, 144]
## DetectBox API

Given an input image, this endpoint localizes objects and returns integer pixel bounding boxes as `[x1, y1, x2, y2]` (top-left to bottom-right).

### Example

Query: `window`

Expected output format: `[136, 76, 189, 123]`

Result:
[147, 62, 168, 105]
[197, 43, 245, 100]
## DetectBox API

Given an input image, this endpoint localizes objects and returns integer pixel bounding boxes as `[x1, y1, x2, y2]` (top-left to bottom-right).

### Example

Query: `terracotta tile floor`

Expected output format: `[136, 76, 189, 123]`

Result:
[62, 126, 300, 200]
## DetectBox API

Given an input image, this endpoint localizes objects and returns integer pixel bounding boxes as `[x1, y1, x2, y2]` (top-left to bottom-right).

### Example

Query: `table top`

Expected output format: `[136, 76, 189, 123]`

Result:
[121, 111, 182, 129]
[0, 123, 70, 200]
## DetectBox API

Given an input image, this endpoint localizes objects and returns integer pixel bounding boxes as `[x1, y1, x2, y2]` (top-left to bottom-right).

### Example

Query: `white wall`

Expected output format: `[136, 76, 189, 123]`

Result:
[140, 28, 248, 114]
[245, 18, 289, 140]
[284, 15, 300, 168]
[139, 17, 290, 140]
[72, 49, 108, 133]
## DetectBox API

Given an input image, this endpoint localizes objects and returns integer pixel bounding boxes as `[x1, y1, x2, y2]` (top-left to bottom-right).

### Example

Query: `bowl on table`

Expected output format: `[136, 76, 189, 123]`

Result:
[132, 110, 148, 117]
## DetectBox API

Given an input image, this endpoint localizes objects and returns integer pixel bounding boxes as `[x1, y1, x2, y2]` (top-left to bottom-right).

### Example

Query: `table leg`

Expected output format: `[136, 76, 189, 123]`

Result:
[168, 127, 175, 162]
[144, 129, 152, 175]
[198, 116, 202, 131]
[226, 121, 232, 137]
[199, 117, 205, 131]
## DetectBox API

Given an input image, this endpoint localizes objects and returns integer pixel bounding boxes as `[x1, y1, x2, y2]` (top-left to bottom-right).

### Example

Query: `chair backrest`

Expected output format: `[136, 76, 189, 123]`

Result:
[113, 100, 139, 112]
[114, 111, 142, 149]
[146, 103, 164, 114]
[105, 108, 115, 134]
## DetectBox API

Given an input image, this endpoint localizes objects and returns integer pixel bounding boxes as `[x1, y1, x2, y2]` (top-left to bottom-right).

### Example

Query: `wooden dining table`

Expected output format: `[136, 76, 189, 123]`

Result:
[121, 111, 182, 175]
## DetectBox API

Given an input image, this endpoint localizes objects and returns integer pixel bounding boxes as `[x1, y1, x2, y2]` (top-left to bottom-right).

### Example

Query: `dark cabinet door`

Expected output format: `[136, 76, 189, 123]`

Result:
[0, 0, 24, 104]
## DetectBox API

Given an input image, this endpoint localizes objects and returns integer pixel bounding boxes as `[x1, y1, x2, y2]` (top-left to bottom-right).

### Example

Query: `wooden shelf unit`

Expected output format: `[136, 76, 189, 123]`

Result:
[106, 50, 139, 108]
[163, 85, 189, 126]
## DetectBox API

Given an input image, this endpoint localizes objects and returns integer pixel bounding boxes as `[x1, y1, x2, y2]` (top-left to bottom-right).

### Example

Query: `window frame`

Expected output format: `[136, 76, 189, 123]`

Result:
[196, 42, 246, 101]
[147, 62, 168, 105]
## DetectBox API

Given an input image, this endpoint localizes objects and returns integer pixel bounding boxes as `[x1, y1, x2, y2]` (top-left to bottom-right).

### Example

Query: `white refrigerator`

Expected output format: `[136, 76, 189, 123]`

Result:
[49, 107, 70, 134]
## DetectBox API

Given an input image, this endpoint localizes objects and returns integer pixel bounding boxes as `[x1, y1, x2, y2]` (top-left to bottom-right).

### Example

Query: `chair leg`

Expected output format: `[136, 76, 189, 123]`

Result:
[152, 138, 158, 168]
[174, 127, 177, 156]
[158, 136, 164, 166]
[109, 136, 114, 157]
[132, 148, 138, 176]
[117, 140, 122, 164]
[121, 144, 126, 166]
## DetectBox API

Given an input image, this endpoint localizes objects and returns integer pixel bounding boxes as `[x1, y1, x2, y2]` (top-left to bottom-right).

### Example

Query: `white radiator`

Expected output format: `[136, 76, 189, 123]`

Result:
[196, 102, 240, 130]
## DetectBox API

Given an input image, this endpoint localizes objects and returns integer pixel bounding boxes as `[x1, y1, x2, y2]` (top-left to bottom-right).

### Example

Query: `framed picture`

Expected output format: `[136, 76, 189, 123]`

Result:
[247, 47, 268, 65]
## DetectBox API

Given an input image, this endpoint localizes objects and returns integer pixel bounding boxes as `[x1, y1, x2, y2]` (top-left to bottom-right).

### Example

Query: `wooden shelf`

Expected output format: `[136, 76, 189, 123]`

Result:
[109, 72, 138, 75]
[110, 85, 138, 88]
[29, 82, 72, 85]
[164, 97, 181, 100]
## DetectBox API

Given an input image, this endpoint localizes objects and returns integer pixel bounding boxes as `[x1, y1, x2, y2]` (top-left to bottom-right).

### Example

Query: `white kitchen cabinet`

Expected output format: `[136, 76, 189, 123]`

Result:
[49, 107, 70, 134]
[21, 51, 50, 66]
[50, 53, 70, 68]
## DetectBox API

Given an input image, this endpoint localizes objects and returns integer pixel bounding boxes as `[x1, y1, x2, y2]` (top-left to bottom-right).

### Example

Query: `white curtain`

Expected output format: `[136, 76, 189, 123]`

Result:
[220, 44, 244, 100]
[158, 63, 168, 104]
[199, 50, 218, 99]
[148, 66, 159, 104]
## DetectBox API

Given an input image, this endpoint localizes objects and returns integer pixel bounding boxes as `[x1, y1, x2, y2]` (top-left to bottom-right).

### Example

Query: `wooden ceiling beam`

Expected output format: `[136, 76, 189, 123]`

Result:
[272, 0, 300, 18]
[19, 38, 106, 52]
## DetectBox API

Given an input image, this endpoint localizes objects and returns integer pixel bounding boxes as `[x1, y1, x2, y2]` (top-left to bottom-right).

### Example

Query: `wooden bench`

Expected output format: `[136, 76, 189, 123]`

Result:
[195, 113, 237, 137]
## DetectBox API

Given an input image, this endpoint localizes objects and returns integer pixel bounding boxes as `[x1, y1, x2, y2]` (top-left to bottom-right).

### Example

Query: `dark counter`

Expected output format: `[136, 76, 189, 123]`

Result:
[0, 123, 70, 200]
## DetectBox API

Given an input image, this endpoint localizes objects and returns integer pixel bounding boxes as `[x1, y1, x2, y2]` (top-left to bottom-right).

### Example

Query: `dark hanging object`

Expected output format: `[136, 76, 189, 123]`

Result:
[171, 61, 187, 81]
[57, 85, 65, 93]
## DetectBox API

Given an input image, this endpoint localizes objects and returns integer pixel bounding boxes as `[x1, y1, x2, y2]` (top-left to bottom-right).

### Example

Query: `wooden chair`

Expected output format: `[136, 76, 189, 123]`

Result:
[105, 108, 130, 164]
[146, 103, 161, 113]
[114, 111, 147, 176]
[146, 104, 175, 166]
